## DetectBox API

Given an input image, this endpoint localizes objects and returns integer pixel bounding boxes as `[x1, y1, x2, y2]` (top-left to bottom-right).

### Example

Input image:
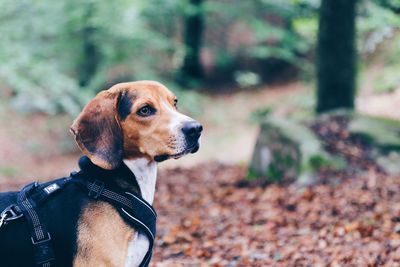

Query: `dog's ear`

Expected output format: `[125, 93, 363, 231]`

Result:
[70, 90, 128, 170]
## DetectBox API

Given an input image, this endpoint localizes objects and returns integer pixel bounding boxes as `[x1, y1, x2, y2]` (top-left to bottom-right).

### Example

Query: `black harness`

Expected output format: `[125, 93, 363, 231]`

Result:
[0, 158, 157, 267]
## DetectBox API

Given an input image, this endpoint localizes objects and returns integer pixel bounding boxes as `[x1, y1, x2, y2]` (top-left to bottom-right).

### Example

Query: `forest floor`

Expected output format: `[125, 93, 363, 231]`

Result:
[1, 81, 400, 266]
[152, 163, 400, 267]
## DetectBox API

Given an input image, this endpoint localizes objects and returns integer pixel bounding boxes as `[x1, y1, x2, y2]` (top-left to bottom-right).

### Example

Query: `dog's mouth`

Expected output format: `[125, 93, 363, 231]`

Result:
[172, 143, 200, 159]
[154, 142, 200, 162]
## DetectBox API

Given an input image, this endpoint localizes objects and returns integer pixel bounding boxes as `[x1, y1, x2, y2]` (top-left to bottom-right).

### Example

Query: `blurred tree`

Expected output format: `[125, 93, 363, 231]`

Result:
[77, 3, 101, 87]
[316, 0, 358, 113]
[177, 0, 205, 87]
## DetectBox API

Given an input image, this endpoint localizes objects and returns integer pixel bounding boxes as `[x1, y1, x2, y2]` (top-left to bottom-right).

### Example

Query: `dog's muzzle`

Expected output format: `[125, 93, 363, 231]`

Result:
[154, 121, 202, 162]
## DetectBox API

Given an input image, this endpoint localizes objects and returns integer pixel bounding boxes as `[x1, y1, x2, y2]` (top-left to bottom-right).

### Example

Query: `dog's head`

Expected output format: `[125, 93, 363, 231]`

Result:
[70, 81, 202, 170]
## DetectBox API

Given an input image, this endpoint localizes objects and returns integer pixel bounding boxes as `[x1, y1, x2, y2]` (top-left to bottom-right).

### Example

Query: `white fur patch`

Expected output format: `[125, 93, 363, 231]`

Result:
[123, 158, 157, 267]
[124, 231, 150, 267]
[124, 158, 157, 204]
[161, 100, 194, 154]
[161, 100, 192, 133]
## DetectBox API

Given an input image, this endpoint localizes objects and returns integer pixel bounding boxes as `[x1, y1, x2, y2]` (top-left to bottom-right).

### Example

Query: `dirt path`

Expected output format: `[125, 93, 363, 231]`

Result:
[357, 88, 400, 120]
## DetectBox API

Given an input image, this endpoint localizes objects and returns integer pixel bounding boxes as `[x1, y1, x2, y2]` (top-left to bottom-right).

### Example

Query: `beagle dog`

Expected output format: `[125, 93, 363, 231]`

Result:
[71, 80, 202, 266]
[0, 81, 202, 267]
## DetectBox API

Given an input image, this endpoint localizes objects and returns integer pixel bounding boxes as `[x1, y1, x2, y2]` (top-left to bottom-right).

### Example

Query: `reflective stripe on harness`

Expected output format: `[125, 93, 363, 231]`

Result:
[17, 182, 56, 267]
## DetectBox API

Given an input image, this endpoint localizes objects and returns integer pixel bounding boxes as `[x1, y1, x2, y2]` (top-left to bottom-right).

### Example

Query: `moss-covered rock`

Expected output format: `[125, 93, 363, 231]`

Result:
[248, 116, 335, 185]
[347, 114, 400, 175]
[349, 114, 400, 151]
[248, 111, 400, 185]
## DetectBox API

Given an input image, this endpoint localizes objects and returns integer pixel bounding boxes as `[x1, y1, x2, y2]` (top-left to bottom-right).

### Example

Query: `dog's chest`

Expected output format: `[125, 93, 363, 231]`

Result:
[74, 202, 136, 267]
[74, 159, 157, 267]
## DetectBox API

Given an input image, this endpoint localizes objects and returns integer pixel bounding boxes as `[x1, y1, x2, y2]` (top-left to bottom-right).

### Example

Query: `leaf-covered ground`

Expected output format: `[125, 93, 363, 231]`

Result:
[153, 114, 400, 266]
[153, 163, 400, 266]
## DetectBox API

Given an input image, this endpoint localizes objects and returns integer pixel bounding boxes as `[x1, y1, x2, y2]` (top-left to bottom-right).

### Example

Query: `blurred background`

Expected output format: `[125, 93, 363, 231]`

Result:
[1, 0, 400, 265]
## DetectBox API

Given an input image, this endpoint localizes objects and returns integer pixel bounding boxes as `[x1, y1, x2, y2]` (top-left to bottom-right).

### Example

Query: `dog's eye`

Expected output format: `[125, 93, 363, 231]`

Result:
[137, 105, 156, 117]
[174, 99, 178, 108]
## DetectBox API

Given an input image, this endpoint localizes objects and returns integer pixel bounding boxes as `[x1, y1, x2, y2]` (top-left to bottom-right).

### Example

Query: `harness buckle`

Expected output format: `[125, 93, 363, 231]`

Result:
[0, 204, 23, 228]
[30, 232, 55, 265]
[88, 180, 105, 199]
[31, 232, 52, 245]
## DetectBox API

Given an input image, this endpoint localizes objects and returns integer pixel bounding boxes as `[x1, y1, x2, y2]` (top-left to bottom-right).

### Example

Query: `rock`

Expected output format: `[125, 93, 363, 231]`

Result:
[349, 113, 400, 174]
[349, 114, 400, 151]
[248, 110, 400, 184]
[247, 116, 332, 185]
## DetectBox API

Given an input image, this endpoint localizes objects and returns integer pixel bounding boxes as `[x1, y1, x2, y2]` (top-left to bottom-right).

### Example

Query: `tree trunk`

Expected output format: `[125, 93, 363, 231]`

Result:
[78, 5, 100, 88]
[316, 0, 357, 113]
[179, 0, 204, 86]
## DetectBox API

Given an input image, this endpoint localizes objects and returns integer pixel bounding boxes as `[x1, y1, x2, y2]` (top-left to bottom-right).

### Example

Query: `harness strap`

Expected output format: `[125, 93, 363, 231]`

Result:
[83, 179, 157, 267]
[17, 182, 56, 267]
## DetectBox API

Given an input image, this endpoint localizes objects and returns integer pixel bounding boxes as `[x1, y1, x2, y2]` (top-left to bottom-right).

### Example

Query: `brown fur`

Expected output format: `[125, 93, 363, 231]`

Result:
[73, 202, 134, 267]
[70, 90, 123, 170]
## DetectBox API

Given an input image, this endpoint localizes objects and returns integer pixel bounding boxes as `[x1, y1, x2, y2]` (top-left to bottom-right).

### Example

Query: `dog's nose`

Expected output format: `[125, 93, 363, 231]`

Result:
[182, 121, 203, 138]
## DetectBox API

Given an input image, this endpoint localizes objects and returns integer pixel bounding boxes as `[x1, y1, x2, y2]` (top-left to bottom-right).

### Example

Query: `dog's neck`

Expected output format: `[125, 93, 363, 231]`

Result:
[122, 158, 156, 267]
[123, 158, 157, 204]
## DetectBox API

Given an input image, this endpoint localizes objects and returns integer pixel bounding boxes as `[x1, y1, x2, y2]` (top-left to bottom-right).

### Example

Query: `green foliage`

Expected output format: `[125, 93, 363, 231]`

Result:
[358, 1, 400, 93]
[359, 1, 400, 54]
[1, 0, 400, 115]
[0, 0, 183, 115]
[365, 22, 400, 96]
[0, 1, 83, 115]
[373, 67, 400, 93]
[245, 2, 314, 65]
[205, 0, 318, 79]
